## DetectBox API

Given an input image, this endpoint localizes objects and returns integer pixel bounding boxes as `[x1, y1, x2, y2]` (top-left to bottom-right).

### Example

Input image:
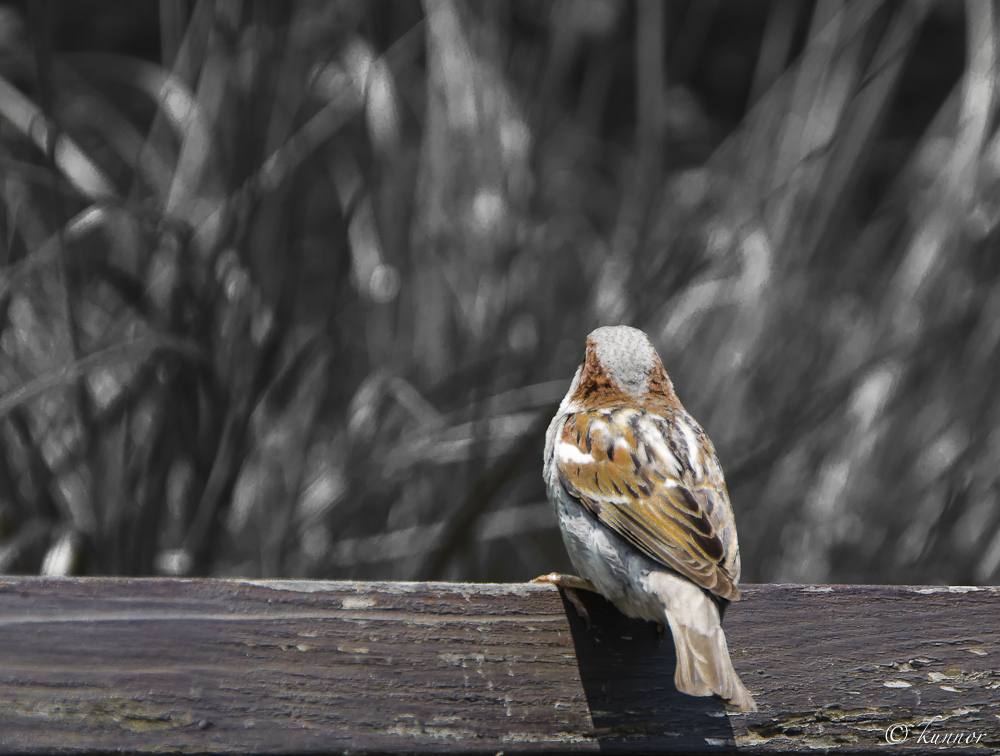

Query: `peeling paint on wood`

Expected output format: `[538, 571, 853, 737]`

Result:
[1, 579, 999, 753]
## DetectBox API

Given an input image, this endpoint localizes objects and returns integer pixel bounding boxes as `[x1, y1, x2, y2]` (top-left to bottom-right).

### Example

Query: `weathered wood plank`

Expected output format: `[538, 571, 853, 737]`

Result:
[0, 579, 998, 753]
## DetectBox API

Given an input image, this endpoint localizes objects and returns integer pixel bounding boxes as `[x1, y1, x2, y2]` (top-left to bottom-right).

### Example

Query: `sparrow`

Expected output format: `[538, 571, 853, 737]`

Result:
[535, 325, 756, 712]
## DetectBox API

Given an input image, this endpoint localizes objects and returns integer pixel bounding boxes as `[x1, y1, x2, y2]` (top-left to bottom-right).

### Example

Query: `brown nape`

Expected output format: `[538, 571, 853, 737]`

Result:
[645, 363, 681, 407]
[569, 340, 624, 406]
[570, 340, 683, 409]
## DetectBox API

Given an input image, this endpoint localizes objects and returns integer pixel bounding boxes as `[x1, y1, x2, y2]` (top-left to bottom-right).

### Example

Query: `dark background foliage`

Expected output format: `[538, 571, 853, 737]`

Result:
[0, 0, 996, 587]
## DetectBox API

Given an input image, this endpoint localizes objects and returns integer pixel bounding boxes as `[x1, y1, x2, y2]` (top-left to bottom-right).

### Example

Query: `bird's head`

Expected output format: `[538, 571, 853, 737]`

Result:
[567, 325, 679, 408]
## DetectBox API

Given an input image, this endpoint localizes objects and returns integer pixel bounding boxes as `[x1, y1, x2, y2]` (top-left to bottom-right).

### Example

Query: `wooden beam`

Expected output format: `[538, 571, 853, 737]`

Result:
[1, 578, 998, 753]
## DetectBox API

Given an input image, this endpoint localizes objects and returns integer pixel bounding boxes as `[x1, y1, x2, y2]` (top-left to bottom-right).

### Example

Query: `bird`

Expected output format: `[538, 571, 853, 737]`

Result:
[534, 325, 756, 712]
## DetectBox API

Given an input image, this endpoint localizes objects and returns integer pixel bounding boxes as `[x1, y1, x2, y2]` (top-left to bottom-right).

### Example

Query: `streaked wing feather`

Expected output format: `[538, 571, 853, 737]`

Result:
[556, 408, 740, 599]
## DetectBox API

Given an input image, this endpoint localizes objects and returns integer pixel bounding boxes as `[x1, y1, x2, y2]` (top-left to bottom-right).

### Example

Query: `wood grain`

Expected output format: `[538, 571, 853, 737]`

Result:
[1, 578, 998, 753]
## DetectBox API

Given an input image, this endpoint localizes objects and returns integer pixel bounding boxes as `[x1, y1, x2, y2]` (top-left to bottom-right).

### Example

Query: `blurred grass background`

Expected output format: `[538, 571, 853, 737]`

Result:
[0, 0, 996, 586]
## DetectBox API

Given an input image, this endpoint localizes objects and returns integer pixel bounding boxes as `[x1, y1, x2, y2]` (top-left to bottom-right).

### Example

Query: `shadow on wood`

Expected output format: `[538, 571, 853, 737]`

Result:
[562, 588, 737, 750]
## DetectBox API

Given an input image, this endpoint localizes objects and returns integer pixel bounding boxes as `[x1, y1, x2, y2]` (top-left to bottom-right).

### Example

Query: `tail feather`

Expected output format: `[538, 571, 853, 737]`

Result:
[667, 616, 757, 712]
[645, 570, 757, 712]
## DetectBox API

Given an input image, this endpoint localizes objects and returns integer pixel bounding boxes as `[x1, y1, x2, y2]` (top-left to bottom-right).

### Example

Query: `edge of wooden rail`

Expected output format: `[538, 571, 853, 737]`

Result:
[1, 578, 999, 754]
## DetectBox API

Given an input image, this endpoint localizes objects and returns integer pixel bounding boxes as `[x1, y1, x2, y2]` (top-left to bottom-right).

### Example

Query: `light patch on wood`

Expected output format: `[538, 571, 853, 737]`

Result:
[244, 579, 347, 592]
[705, 737, 735, 747]
[928, 670, 961, 682]
[342, 597, 376, 609]
[439, 652, 485, 666]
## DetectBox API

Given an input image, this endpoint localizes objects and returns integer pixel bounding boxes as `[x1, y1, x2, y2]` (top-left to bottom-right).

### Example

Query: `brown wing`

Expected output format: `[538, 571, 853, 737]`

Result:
[554, 407, 741, 600]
